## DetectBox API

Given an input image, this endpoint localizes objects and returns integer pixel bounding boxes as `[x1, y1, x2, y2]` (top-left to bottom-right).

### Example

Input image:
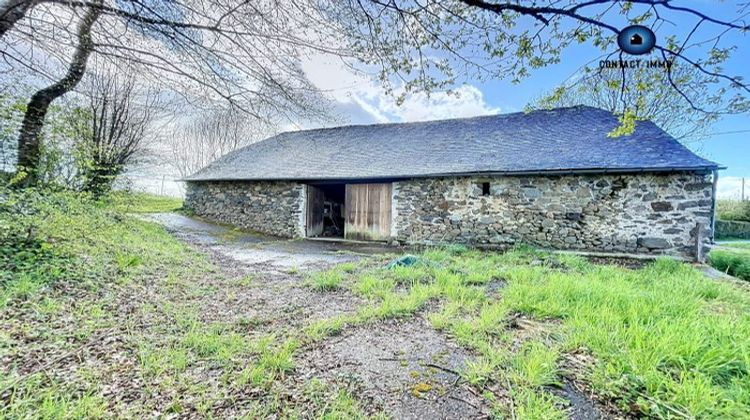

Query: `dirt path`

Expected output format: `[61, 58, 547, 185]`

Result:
[147, 213, 495, 418]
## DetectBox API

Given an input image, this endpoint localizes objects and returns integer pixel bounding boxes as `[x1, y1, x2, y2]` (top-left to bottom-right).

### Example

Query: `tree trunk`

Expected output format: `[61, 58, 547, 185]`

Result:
[15, 0, 101, 185]
[0, 0, 37, 39]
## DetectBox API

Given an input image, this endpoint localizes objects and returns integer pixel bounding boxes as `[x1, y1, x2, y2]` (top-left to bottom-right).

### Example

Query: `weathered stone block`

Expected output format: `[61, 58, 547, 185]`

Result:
[637, 237, 671, 249]
[651, 201, 673, 212]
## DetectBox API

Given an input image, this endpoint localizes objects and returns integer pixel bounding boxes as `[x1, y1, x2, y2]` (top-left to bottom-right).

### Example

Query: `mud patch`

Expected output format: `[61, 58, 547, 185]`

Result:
[297, 317, 490, 419]
[549, 379, 605, 420]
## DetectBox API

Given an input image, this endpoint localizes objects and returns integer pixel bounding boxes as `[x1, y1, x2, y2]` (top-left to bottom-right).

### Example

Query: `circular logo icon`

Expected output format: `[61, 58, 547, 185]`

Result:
[617, 25, 656, 55]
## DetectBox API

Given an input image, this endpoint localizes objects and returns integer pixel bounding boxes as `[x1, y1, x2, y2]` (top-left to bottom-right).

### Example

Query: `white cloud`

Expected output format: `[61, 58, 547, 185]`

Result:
[717, 176, 748, 200]
[301, 55, 499, 126]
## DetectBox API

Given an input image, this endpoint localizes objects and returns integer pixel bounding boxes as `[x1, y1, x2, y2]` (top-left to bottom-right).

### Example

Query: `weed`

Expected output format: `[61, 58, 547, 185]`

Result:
[336, 262, 358, 273]
[286, 266, 300, 275]
[304, 316, 349, 341]
[512, 389, 567, 420]
[308, 270, 345, 291]
[237, 274, 254, 286]
[510, 341, 560, 388]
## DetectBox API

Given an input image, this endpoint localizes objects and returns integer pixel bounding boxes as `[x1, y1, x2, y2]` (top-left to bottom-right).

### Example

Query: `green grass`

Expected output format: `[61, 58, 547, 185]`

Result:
[100, 191, 183, 213]
[1, 188, 385, 418]
[308, 270, 346, 291]
[0, 188, 193, 308]
[6, 188, 750, 418]
[709, 244, 750, 280]
[310, 246, 750, 418]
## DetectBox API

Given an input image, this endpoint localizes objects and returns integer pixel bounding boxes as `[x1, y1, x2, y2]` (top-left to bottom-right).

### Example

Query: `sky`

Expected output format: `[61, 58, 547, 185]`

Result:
[297, 1, 749, 200]
[115, 1, 748, 199]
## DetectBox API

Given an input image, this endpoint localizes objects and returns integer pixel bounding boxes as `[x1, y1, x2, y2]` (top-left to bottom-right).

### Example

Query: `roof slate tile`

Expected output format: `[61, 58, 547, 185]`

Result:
[186, 106, 719, 181]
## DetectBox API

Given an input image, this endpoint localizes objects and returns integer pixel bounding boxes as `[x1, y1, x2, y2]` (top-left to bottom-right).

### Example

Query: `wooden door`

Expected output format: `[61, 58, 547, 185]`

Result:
[345, 183, 392, 241]
[306, 185, 324, 237]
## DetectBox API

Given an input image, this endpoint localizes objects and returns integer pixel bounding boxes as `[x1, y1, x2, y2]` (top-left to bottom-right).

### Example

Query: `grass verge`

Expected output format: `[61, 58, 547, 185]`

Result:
[709, 243, 750, 280]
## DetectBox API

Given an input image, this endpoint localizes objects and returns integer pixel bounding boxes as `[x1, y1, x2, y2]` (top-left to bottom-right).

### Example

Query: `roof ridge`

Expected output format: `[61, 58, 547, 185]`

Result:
[274, 105, 605, 136]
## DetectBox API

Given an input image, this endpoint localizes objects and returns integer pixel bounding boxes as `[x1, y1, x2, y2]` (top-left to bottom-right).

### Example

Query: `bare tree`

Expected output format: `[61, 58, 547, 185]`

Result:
[2, 0, 342, 183]
[13, 0, 100, 184]
[169, 106, 261, 180]
[528, 64, 719, 142]
[71, 62, 160, 195]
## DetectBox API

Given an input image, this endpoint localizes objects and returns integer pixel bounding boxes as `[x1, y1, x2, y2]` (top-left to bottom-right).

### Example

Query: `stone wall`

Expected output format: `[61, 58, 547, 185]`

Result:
[392, 172, 714, 259]
[184, 180, 305, 238]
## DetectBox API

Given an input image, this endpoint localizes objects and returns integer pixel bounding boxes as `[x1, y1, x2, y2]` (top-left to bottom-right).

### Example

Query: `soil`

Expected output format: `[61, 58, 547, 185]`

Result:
[297, 317, 491, 419]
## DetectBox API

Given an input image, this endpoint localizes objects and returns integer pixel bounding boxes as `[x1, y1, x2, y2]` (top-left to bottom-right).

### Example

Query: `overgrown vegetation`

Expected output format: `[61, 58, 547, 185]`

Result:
[308, 247, 750, 418]
[0, 188, 381, 418]
[717, 199, 750, 223]
[709, 243, 750, 281]
[5, 187, 750, 418]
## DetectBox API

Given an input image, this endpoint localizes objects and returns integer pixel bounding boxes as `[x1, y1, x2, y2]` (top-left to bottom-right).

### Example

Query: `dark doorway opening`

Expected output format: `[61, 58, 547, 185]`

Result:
[306, 183, 346, 238]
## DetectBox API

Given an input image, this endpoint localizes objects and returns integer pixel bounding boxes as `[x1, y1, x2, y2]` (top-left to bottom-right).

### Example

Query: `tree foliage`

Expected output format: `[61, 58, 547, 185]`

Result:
[326, 1, 749, 118]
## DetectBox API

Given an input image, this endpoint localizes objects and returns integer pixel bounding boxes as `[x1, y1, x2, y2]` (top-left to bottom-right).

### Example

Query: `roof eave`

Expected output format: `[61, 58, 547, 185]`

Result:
[180, 165, 723, 183]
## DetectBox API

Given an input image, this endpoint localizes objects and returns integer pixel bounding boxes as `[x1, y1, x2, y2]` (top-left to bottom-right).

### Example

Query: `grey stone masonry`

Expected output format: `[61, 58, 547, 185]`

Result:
[392, 173, 714, 259]
[184, 180, 305, 237]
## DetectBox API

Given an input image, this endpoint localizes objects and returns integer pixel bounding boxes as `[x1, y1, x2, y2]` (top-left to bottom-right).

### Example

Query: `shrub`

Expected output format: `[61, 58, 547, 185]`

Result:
[717, 200, 750, 223]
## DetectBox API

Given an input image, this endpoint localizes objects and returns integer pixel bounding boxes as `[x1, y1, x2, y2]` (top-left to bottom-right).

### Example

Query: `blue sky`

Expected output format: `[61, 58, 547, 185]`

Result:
[303, 1, 748, 199]
[472, 2, 749, 179]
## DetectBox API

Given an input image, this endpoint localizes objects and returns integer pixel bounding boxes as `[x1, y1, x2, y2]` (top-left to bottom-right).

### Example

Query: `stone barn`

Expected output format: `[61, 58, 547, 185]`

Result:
[184, 106, 721, 260]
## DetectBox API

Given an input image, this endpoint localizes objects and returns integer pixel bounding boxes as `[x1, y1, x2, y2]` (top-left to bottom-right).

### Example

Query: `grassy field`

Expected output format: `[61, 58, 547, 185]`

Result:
[709, 243, 750, 281]
[0, 188, 376, 418]
[99, 191, 183, 213]
[3, 188, 750, 418]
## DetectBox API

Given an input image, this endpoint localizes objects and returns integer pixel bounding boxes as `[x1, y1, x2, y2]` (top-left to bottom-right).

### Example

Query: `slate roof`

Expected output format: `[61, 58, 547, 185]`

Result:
[185, 106, 720, 182]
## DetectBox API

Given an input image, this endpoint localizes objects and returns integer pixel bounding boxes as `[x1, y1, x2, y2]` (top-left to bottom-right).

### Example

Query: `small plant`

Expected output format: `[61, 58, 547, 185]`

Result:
[237, 274, 254, 286]
[461, 357, 496, 386]
[257, 339, 299, 374]
[336, 262, 358, 273]
[304, 316, 348, 341]
[510, 341, 560, 388]
[286, 266, 300, 275]
[308, 270, 345, 291]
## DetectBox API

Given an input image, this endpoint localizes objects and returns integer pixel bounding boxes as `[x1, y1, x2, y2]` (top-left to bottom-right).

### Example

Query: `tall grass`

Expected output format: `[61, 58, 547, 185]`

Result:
[709, 246, 750, 280]
[503, 257, 750, 417]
